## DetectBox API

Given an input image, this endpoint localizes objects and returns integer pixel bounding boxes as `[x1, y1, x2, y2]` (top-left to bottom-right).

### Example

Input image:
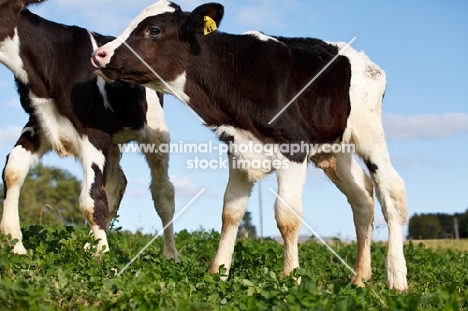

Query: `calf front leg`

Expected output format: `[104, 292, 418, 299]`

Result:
[79, 135, 110, 254]
[209, 154, 254, 279]
[275, 159, 307, 276]
[1, 123, 48, 254]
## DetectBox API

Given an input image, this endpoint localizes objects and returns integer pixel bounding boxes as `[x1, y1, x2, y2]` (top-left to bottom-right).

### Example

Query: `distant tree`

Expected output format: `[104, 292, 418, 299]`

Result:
[238, 211, 257, 239]
[407, 210, 468, 240]
[437, 213, 456, 238]
[457, 208, 468, 238]
[408, 214, 422, 239]
[0, 164, 83, 226]
[408, 214, 442, 239]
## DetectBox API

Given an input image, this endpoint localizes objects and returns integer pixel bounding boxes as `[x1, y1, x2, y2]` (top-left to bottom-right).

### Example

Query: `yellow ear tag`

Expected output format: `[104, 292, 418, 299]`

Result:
[204, 16, 217, 36]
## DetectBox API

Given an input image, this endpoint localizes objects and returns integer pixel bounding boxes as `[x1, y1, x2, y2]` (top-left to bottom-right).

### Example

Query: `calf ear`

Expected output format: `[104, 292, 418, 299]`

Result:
[184, 3, 224, 35]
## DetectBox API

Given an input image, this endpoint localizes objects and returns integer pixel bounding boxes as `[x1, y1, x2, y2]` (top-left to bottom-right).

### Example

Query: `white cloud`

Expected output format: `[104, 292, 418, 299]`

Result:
[171, 175, 204, 197]
[33, 0, 305, 35]
[131, 177, 149, 186]
[48, 0, 224, 20]
[0, 126, 22, 150]
[233, 0, 302, 30]
[54, 0, 150, 12]
[127, 177, 149, 197]
[175, 0, 206, 9]
[3, 98, 20, 109]
[0, 81, 12, 88]
[128, 188, 150, 197]
[30, 0, 157, 35]
[234, 0, 298, 30]
[390, 154, 440, 171]
[383, 113, 468, 140]
[126, 175, 202, 198]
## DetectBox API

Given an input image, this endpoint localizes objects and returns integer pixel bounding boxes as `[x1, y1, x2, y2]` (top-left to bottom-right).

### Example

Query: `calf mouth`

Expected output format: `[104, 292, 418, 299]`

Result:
[91, 55, 120, 82]
[97, 67, 122, 83]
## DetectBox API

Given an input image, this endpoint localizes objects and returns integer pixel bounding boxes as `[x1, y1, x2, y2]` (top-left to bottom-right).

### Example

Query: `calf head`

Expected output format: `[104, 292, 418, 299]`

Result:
[0, 0, 45, 41]
[92, 0, 224, 88]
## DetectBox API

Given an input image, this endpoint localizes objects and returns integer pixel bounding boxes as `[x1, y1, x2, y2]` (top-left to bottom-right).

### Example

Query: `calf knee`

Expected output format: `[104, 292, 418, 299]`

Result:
[3, 166, 23, 189]
[3, 151, 32, 188]
[222, 207, 245, 227]
[276, 207, 301, 239]
[389, 187, 407, 224]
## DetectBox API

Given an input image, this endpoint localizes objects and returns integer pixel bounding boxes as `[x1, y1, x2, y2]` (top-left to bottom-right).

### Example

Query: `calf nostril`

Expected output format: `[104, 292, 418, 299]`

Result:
[96, 49, 107, 59]
[91, 49, 108, 69]
[92, 49, 106, 62]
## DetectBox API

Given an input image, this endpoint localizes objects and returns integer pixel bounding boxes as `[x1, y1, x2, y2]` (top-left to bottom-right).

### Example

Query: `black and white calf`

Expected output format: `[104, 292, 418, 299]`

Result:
[92, 0, 408, 290]
[0, 0, 178, 259]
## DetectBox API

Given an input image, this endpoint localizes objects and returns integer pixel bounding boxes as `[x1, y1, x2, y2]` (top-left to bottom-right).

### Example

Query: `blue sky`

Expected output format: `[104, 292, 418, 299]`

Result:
[0, 0, 467, 241]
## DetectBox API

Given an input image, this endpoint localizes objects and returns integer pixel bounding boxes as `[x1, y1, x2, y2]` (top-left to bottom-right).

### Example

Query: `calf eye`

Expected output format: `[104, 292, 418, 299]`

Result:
[147, 27, 161, 38]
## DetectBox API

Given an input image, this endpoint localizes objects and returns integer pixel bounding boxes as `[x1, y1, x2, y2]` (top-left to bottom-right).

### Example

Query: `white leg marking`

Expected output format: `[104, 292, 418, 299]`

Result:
[334, 43, 408, 290]
[209, 154, 254, 279]
[89, 225, 109, 253]
[79, 136, 109, 254]
[366, 151, 407, 291]
[319, 152, 374, 286]
[356, 121, 408, 290]
[275, 159, 307, 276]
[1, 145, 43, 254]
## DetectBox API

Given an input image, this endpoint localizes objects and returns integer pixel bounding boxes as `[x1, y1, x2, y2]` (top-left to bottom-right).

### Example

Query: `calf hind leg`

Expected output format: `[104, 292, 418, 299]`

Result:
[141, 129, 178, 261]
[1, 124, 48, 254]
[79, 136, 111, 254]
[354, 127, 408, 291]
[141, 90, 178, 261]
[316, 152, 374, 286]
[104, 145, 127, 228]
[343, 48, 408, 291]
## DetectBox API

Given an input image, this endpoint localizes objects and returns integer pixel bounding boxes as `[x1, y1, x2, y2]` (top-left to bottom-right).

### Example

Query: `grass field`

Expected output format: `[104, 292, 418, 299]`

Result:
[408, 239, 468, 252]
[1, 225, 467, 310]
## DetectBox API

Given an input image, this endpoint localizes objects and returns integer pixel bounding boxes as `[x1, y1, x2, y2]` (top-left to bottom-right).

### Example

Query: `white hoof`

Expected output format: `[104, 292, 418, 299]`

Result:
[208, 262, 230, 281]
[387, 272, 408, 291]
[84, 242, 92, 252]
[12, 243, 27, 255]
[163, 247, 179, 263]
[83, 242, 109, 256]
[386, 257, 408, 291]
